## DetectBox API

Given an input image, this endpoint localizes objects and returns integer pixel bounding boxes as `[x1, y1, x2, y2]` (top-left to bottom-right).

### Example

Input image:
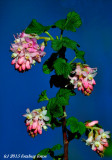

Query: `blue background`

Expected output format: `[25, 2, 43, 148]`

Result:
[0, 0, 112, 159]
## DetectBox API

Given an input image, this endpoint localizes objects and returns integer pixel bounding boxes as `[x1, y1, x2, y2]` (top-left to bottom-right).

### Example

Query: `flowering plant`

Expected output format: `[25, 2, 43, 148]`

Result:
[10, 11, 112, 160]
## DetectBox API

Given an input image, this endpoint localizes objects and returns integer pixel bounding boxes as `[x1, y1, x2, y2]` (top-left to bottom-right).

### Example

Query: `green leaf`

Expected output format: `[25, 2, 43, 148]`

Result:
[78, 122, 86, 135]
[51, 39, 63, 51]
[43, 60, 52, 74]
[56, 97, 69, 106]
[75, 49, 86, 63]
[38, 90, 49, 103]
[56, 88, 75, 98]
[56, 88, 75, 106]
[50, 118, 62, 129]
[104, 139, 112, 157]
[51, 144, 62, 152]
[47, 98, 63, 118]
[53, 58, 72, 78]
[34, 144, 63, 160]
[62, 37, 78, 50]
[66, 117, 79, 133]
[34, 148, 49, 159]
[66, 11, 82, 29]
[55, 19, 66, 30]
[43, 53, 58, 74]
[25, 19, 51, 35]
[37, 148, 49, 156]
[54, 11, 82, 32]
[66, 117, 86, 135]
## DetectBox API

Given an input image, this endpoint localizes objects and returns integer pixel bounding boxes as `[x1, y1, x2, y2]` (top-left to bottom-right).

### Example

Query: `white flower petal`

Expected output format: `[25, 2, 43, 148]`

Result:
[44, 116, 49, 121]
[92, 144, 96, 151]
[43, 125, 48, 130]
[26, 108, 30, 114]
[99, 129, 104, 134]
[105, 131, 110, 135]
[95, 135, 101, 141]
[42, 110, 47, 116]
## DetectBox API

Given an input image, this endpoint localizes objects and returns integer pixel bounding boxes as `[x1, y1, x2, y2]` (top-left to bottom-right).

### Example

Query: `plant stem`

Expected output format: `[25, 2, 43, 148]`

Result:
[45, 31, 54, 40]
[38, 37, 51, 41]
[69, 57, 77, 64]
[60, 30, 64, 40]
[62, 106, 68, 160]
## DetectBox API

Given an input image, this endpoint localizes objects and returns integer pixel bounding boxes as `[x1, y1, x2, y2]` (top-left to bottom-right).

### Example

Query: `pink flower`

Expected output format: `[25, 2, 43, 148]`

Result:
[84, 121, 110, 157]
[23, 107, 50, 137]
[86, 121, 99, 127]
[68, 63, 97, 96]
[10, 32, 46, 72]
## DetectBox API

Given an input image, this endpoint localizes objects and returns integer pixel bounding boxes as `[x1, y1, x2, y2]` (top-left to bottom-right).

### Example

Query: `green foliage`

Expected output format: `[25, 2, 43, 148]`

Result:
[43, 53, 58, 74]
[55, 19, 66, 30]
[74, 48, 86, 63]
[51, 144, 62, 152]
[78, 122, 86, 135]
[37, 148, 49, 156]
[25, 19, 51, 35]
[43, 60, 52, 74]
[66, 117, 86, 135]
[47, 98, 63, 118]
[104, 139, 112, 157]
[50, 118, 62, 129]
[34, 144, 63, 160]
[38, 90, 49, 103]
[56, 97, 69, 106]
[51, 37, 78, 51]
[56, 88, 75, 105]
[66, 117, 79, 133]
[51, 39, 63, 51]
[62, 37, 78, 50]
[55, 11, 82, 32]
[53, 58, 72, 78]
[46, 89, 75, 125]
[66, 11, 82, 29]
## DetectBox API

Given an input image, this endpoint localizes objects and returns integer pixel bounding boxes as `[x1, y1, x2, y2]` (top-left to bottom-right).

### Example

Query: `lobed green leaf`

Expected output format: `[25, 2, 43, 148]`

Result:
[104, 139, 112, 157]
[47, 98, 63, 118]
[67, 117, 86, 135]
[38, 90, 49, 103]
[74, 48, 86, 63]
[34, 144, 62, 160]
[53, 58, 72, 78]
[43, 53, 58, 74]
[55, 11, 82, 32]
[25, 19, 51, 35]
[51, 144, 62, 152]
[51, 39, 63, 51]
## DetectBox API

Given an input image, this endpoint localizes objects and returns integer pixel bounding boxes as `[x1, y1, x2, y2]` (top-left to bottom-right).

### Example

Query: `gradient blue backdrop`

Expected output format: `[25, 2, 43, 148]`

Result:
[0, 0, 112, 160]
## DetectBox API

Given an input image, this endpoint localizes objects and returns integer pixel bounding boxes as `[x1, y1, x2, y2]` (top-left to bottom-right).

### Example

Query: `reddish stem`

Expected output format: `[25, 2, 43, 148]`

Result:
[62, 106, 69, 160]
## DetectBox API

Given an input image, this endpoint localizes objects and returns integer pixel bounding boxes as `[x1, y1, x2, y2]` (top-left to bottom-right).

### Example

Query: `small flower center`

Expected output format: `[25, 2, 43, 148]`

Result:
[17, 48, 21, 51]
[77, 81, 82, 87]
[27, 114, 33, 119]
[102, 133, 107, 138]
[95, 141, 100, 147]
[88, 74, 93, 80]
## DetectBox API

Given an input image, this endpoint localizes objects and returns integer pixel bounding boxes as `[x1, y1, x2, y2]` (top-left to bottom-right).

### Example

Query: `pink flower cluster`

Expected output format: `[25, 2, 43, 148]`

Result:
[68, 63, 97, 96]
[85, 121, 110, 157]
[10, 32, 46, 72]
[23, 107, 50, 137]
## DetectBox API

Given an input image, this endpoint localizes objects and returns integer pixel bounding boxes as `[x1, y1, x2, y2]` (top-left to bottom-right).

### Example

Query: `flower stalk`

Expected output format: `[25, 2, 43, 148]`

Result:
[62, 106, 69, 160]
[69, 57, 77, 64]
[45, 31, 54, 40]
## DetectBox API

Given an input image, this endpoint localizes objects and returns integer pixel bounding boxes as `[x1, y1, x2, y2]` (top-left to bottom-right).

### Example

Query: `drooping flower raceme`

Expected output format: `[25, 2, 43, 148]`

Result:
[68, 63, 97, 96]
[10, 32, 46, 72]
[23, 107, 50, 137]
[84, 121, 110, 157]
